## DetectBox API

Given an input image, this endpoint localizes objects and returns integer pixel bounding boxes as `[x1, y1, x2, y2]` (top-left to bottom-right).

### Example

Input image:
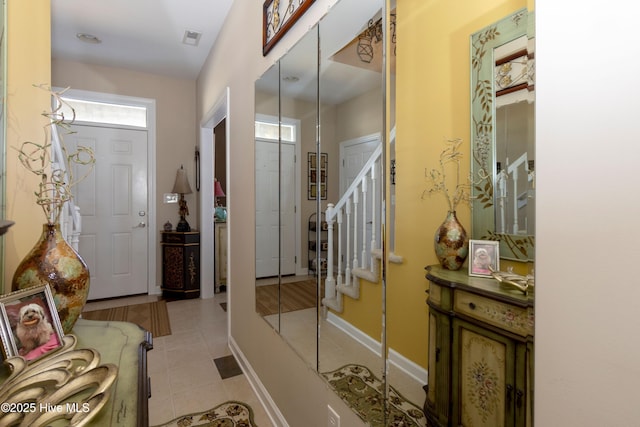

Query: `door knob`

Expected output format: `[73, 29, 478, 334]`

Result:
[134, 222, 146, 228]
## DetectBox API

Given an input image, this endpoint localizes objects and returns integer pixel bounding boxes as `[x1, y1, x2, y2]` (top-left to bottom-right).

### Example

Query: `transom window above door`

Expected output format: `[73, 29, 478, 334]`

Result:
[60, 97, 147, 128]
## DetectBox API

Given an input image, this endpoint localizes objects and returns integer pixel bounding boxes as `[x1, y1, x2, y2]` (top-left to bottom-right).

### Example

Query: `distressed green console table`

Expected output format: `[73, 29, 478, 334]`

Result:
[424, 265, 534, 427]
[0, 319, 152, 426]
[73, 319, 153, 426]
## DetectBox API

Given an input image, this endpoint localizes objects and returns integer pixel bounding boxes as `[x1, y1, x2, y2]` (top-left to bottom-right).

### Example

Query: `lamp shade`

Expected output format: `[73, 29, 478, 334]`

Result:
[214, 180, 226, 198]
[172, 165, 193, 194]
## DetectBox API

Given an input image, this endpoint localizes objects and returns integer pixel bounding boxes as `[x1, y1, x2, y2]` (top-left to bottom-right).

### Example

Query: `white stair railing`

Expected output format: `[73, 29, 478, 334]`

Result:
[322, 144, 383, 313]
[51, 123, 82, 251]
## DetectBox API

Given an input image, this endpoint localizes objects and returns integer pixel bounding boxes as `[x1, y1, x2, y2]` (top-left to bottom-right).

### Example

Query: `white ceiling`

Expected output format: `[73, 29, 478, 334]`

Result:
[51, 0, 235, 80]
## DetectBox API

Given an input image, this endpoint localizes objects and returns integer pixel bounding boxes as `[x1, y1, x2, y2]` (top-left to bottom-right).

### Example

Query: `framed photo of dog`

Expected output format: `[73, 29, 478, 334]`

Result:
[0, 284, 64, 362]
[469, 240, 500, 277]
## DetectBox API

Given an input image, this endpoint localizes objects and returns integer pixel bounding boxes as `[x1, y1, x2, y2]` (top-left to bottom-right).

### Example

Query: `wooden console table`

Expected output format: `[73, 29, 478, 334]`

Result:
[161, 230, 200, 299]
[215, 221, 227, 293]
[424, 265, 534, 427]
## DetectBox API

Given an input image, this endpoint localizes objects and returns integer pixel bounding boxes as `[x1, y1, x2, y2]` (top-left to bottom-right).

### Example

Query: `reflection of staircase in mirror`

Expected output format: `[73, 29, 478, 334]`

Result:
[322, 143, 403, 314]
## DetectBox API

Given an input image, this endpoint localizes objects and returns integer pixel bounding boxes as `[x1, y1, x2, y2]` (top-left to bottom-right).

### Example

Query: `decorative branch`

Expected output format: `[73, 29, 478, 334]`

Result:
[422, 137, 472, 212]
[15, 85, 95, 225]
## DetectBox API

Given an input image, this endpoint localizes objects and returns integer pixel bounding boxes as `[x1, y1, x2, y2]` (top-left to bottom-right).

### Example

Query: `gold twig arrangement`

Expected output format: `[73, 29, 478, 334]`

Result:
[16, 85, 95, 225]
[422, 137, 472, 212]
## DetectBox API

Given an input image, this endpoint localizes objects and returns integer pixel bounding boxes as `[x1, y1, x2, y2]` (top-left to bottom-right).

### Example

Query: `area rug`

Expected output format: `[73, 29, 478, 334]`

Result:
[151, 401, 256, 427]
[81, 300, 172, 337]
[322, 364, 427, 427]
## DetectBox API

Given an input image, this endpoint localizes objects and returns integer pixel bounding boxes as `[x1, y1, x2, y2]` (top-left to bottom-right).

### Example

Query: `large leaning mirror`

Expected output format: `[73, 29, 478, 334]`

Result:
[316, 0, 385, 396]
[253, 0, 388, 401]
[254, 26, 319, 366]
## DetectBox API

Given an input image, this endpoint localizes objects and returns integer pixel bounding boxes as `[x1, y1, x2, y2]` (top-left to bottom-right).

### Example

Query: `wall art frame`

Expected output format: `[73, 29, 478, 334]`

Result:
[307, 152, 327, 200]
[0, 284, 65, 363]
[263, 0, 316, 56]
[469, 239, 500, 277]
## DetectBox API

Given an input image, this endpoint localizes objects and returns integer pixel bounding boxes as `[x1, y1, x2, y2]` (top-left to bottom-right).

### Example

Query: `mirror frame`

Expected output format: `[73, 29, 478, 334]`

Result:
[470, 8, 535, 262]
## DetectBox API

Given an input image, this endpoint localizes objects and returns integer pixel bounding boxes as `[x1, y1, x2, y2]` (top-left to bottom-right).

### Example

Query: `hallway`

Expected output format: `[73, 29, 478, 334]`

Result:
[84, 293, 273, 426]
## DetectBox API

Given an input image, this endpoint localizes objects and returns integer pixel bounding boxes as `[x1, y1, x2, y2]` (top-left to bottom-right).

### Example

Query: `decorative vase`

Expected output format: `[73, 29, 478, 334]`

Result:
[434, 211, 469, 270]
[12, 224, 90, 334]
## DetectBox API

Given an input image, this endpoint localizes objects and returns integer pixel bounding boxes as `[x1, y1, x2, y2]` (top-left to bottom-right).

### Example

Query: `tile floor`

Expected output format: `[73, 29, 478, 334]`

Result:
[84, 292, 273, 426]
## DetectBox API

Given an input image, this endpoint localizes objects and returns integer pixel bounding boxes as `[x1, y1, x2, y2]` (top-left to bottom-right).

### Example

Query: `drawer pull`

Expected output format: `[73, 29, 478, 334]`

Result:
[468, 302, 476, 310]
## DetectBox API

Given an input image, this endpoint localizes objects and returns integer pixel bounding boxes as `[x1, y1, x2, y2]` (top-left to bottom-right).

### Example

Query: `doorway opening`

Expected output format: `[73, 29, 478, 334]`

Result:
[59, 88, 157, 299]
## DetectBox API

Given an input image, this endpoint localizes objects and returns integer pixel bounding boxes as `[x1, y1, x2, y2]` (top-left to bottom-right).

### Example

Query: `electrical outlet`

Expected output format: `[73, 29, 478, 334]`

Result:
[327, 405, 340, 427]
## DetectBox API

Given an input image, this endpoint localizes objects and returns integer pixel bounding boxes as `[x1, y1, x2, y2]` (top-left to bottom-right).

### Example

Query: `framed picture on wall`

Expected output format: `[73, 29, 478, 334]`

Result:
[308, 152, 327, 200]
[263, 0, 316, 56]
[469, 240, 500, 277]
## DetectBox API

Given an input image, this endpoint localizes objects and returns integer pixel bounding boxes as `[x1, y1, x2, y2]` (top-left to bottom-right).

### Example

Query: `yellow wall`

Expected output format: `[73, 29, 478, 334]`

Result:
[4, 0, 52, 290]
[389, 0, 528, 367]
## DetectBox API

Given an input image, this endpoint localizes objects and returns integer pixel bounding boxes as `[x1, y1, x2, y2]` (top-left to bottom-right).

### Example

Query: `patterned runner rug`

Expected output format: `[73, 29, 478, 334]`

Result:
[151, 401, 256, 427]
[82, 300, 172, 337]
[322, 364, 427, 427]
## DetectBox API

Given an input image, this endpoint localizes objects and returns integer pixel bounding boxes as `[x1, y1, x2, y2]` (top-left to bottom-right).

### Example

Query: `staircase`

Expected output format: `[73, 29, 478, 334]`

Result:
[321, 142, 403, 314]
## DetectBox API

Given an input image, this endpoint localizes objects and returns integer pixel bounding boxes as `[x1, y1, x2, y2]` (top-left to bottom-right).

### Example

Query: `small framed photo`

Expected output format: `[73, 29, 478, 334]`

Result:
[0, 284, 64, 362]
[469, 240, 500, 277]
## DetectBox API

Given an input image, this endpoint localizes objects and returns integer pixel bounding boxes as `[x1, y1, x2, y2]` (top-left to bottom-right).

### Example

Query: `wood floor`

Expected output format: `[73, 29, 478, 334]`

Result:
[255, 279, 318, 317]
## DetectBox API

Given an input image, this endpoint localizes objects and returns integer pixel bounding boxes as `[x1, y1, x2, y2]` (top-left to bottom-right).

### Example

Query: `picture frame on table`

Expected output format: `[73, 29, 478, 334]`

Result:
[469, 240, 500, 277]
[0, 284, 64, 362]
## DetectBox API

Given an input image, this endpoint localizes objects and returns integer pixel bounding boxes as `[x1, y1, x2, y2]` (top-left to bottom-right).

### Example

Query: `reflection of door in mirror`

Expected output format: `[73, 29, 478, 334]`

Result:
[254, 27, 319, 370]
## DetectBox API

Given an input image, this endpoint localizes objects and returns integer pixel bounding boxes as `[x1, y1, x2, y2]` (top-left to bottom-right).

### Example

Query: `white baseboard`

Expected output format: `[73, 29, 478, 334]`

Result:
[326, 312, 427, 385]
[326, 312, 381, 356]
[228, 335, 289, 427]
[388, 348, 428, 386]
[228, 316, 426, 427]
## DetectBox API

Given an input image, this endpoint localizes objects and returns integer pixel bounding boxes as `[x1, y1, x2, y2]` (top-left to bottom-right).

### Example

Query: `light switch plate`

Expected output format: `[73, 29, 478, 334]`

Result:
[164, 193, 178, 204]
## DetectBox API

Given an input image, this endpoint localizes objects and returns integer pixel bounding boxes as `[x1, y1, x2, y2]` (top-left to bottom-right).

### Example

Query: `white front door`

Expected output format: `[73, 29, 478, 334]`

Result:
[340, 134, 382, 268]
[255, 139, 296, 278]
[68, 124, 149, 300]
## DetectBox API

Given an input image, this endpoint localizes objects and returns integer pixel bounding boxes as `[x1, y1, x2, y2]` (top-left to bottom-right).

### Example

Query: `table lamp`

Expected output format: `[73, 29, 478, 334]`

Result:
[172, 165, 193, 231]
[214, 179, 227, 221]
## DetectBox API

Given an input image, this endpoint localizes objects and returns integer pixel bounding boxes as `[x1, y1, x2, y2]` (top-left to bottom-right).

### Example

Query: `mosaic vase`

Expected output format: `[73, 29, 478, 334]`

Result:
[434, 211, 469, 270]
[12, 223, 90, 334]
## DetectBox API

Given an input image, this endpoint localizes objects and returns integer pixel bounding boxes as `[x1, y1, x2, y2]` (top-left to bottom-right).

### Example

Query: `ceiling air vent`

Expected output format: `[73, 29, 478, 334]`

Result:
[182, 30, 202, 47]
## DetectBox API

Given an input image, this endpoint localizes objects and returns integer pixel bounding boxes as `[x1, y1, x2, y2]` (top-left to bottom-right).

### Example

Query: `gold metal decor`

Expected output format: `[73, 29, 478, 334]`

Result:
[0, 334, 118, 426]
[489, 266, 534, 294]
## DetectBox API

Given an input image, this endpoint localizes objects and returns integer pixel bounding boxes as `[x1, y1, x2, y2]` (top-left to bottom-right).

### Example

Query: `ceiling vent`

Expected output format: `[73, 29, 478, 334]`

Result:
[182, 30, 202, 47]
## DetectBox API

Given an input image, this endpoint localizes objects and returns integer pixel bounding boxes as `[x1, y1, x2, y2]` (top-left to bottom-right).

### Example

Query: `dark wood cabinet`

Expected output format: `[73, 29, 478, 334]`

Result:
[161, 231, 200, 299]
[424, 265, 534, 427]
